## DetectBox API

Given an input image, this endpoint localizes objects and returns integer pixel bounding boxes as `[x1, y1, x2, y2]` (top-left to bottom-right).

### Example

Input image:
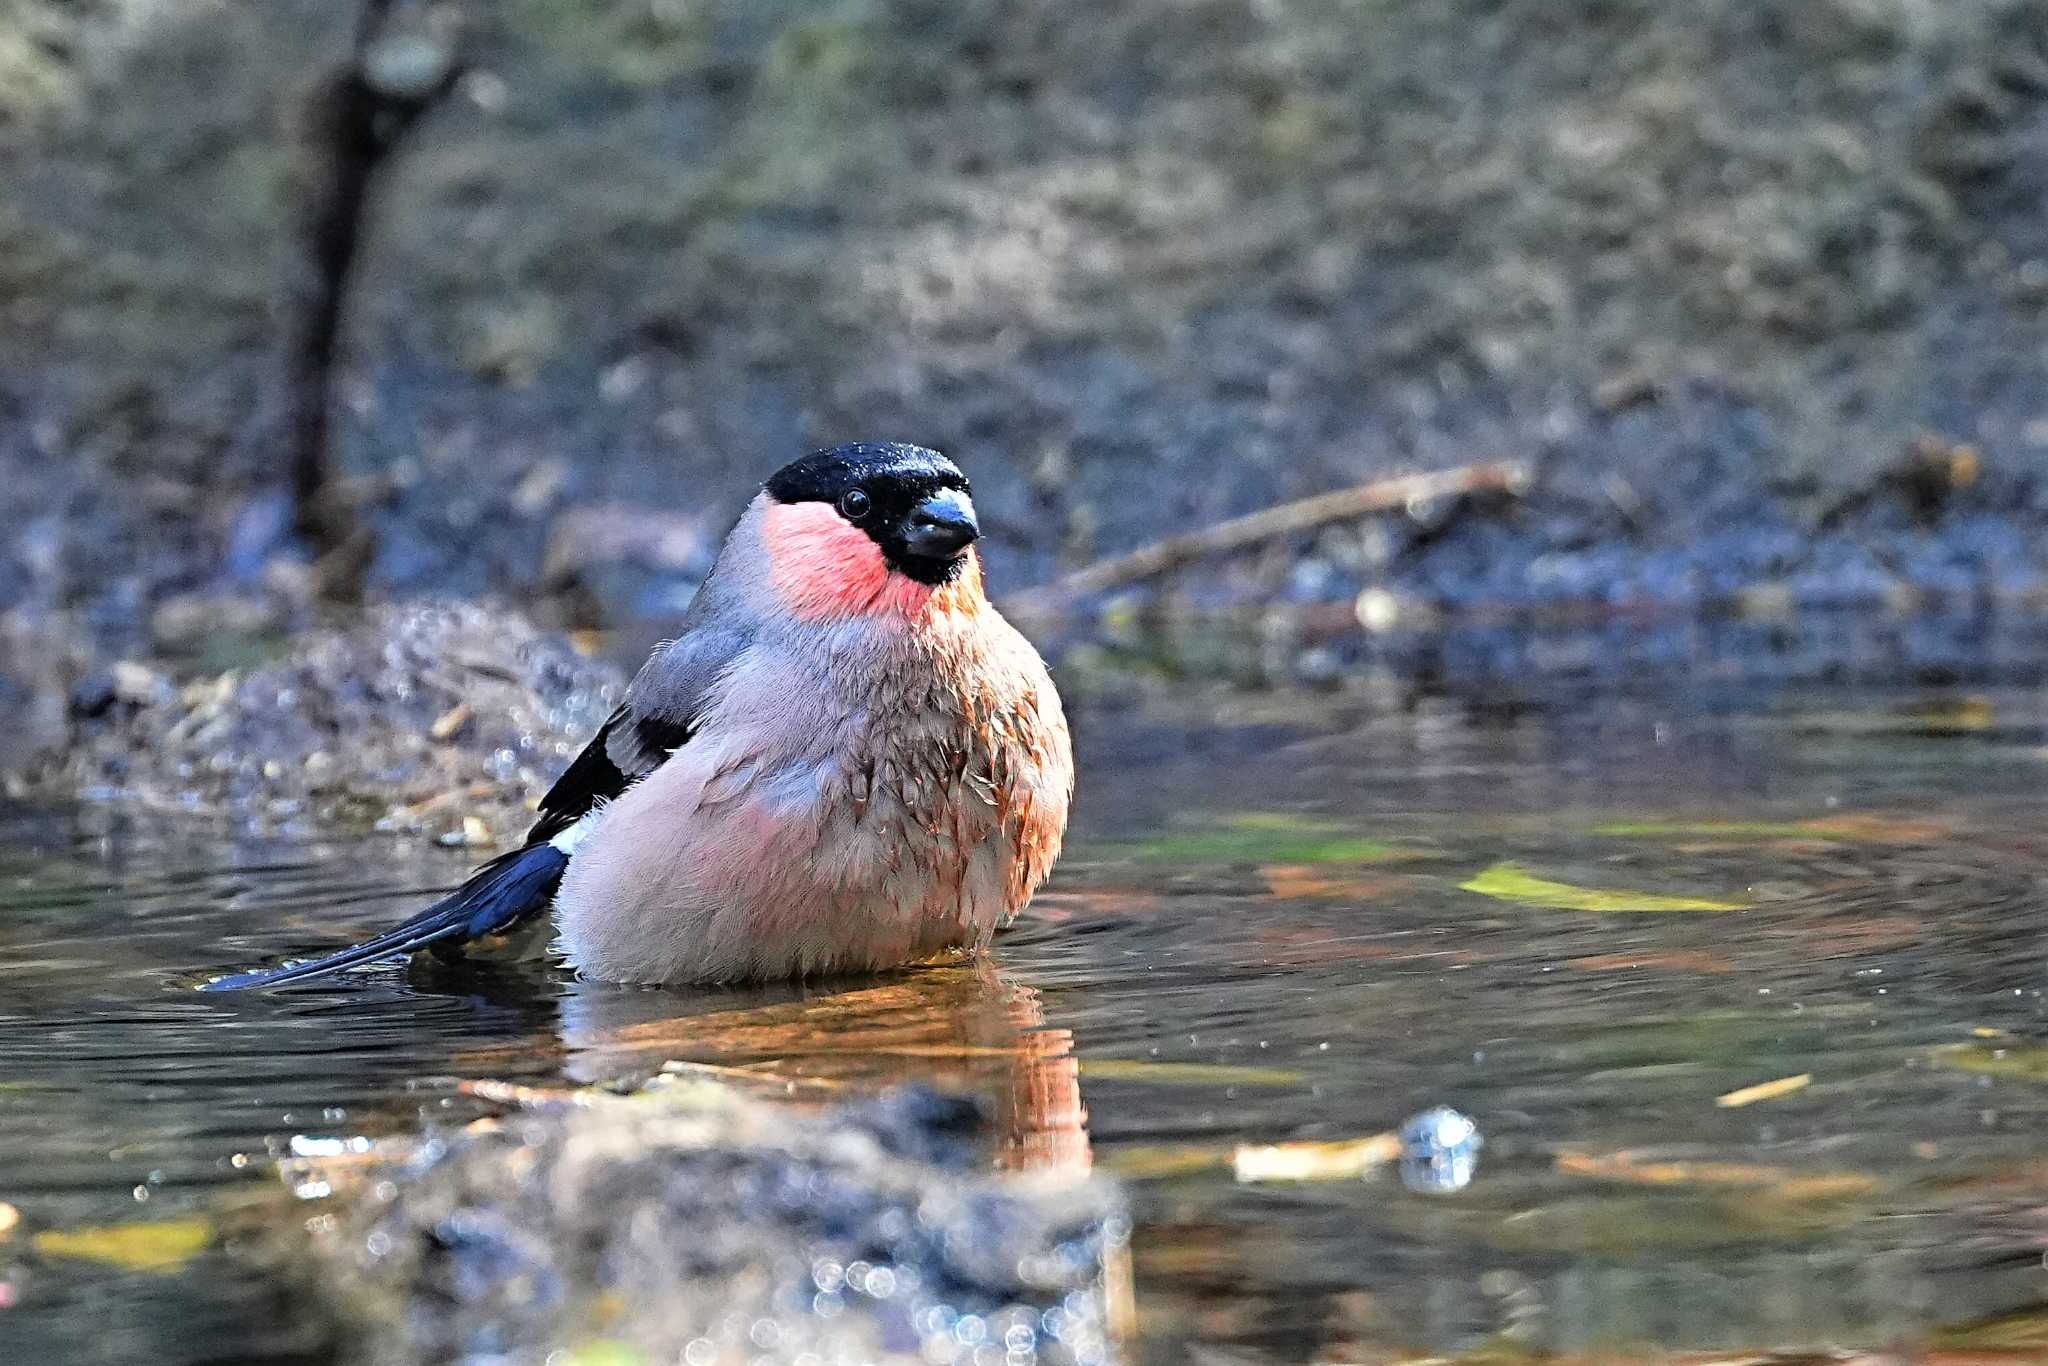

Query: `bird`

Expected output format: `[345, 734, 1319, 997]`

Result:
[202, 443, 1072, 989]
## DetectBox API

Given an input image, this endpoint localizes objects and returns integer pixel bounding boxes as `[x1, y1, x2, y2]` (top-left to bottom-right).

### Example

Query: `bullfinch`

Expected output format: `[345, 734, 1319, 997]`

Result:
[204, 443, 1072, 988]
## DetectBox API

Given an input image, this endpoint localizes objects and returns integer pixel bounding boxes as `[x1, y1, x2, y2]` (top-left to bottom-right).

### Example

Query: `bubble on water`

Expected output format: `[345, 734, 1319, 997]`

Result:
[1398, 1105, 1481, 1193]
[289, 1135, 371, 1158]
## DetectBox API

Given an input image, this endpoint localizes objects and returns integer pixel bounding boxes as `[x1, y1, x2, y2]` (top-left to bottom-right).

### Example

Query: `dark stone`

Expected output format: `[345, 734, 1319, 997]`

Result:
[264, 1081, 1125, 1366]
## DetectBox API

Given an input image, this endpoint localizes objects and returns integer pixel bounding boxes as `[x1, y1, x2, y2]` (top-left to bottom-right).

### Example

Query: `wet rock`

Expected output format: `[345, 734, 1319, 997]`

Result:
[16, 600, 621, 841]
[266, 1081, 1124, 1366]
[147, 590, 290, 653]
[67, 660, 174, 719]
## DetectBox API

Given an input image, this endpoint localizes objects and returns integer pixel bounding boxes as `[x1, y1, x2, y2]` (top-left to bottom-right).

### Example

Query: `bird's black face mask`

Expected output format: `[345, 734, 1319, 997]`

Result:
[766, 442, 980, 585]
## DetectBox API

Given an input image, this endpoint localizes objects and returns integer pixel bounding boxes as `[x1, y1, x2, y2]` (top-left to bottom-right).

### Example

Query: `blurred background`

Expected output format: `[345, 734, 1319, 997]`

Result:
[4, 0, 2048, 673]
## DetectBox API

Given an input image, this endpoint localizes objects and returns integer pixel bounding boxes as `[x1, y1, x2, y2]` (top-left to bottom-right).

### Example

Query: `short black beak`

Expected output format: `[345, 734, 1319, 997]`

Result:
[902, 489, 979, 559]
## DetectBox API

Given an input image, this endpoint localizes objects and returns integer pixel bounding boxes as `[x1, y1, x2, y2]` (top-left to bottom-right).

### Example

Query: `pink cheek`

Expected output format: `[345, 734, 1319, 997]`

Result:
[761, 502, 894, 620]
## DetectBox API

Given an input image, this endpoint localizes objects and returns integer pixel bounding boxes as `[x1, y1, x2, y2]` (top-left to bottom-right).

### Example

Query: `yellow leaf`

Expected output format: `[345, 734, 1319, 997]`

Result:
[1768, 1172, 1886, 1203]
[1934, 1305, 2048, 1351]
[1079, 1059, 1303, 1087]
[33, 1217, 213, 1273]
[1460, 863, 1748, 913]
[1558, 1150, 1777, 1187]
[1716, 1073, 1812, 1108]
[1909, 696, 1997, 733]
[429, 701, 473, 741]
[1555, 1149, 1878, 1200]
[1232, 1133, 1403, 1184]
[1100, 1145, 1231, 1180]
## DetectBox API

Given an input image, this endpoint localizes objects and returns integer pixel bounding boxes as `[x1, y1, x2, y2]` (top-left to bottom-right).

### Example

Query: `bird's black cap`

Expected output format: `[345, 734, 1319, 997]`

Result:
[765, 443, 968, 505]
[766, 444, 978, 585]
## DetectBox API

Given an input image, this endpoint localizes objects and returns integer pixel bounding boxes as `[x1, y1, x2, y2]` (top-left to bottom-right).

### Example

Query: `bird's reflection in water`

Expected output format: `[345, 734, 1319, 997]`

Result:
[552, 957, 1091, 1173]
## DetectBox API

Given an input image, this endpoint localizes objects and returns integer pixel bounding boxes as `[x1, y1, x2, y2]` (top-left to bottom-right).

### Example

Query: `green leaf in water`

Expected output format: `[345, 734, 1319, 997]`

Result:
[1078, 1059, 1303, 1086]
[1590, 820, 1828, 838]
[1125, 816, 1413, 867]
[1741, 698, 1997, 737]
[1443, 1189, 1861, 1256]
[1588, 814, 1944, 843]
[556, 1344, 645, 1366]
[1460, 863, 1747, 913]
[1099, 1144, 1232, 1180]
[33, 1216, 213, 1273]
[1933, 1043, 2048, 1083]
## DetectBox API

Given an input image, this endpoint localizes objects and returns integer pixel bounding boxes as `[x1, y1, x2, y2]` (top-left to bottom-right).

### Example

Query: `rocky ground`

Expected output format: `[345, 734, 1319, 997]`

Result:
[3, 0, 2048, 686]
[8, 600, 621, 841]
[259, 1077, 1124, 1366]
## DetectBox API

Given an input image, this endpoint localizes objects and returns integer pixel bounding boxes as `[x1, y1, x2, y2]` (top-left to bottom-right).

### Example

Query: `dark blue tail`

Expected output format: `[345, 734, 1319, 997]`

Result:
[199, 843, 569, 991]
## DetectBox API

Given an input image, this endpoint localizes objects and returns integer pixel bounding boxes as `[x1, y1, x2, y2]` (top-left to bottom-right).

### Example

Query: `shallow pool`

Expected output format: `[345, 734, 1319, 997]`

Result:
[8, 684, 2048, 1362]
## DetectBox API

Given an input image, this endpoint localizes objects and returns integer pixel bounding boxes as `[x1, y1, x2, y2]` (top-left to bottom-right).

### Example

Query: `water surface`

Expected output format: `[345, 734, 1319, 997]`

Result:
[8, 684, 2048, 1362]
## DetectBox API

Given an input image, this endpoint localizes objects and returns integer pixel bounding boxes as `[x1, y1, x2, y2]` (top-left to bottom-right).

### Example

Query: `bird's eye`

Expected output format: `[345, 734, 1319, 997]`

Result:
[837, 489, 871, 520]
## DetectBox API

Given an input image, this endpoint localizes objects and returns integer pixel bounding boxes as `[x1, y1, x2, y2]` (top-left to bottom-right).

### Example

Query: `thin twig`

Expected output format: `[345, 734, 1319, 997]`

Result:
[285, 0, 460, 596]
[1016, 460, 1529, 602]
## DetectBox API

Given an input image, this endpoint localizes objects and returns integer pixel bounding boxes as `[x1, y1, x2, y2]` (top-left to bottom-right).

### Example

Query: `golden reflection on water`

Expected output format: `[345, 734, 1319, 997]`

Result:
[552, 959, 1091, 1173]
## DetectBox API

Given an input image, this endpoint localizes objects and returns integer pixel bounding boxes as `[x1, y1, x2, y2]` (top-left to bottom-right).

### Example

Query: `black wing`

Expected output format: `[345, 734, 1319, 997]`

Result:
[522, 624, 741, 843]
[201, 631, 737, 990]
[525, 705, 694, 844]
